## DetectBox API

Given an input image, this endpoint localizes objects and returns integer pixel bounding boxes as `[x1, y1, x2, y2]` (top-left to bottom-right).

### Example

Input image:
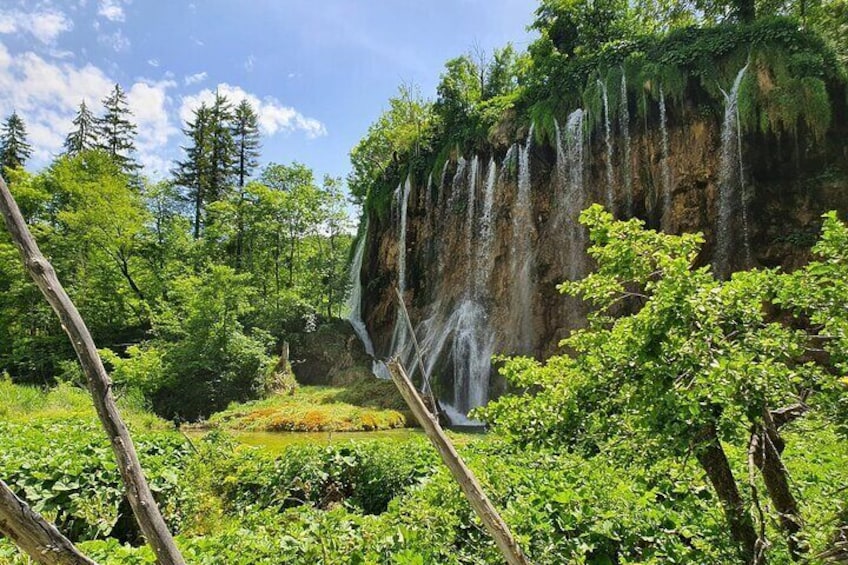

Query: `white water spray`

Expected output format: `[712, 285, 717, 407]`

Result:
[659, 85, 672, 228]
[620, 71, 633, 215]
[509, 125, 537, 351]
[715, 63, 750, 277]
[598, 78, 615, 209]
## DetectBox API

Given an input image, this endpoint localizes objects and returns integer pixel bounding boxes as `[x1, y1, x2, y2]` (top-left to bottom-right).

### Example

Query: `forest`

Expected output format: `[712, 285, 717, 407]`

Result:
[0, 0, 847, 562]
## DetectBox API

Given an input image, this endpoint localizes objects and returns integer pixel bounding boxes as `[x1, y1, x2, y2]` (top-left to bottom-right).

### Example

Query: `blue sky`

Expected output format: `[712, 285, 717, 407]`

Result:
[0, 0, 537, 189]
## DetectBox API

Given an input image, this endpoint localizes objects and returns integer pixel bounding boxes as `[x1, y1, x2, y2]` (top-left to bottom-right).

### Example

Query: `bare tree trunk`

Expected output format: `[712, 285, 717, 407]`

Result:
[750, 406, 808, 560]
[694, 423, 763, 564]
[0, 479, 98, 565]
[387, 360, 531, 565]
[0, 175, 186, 565]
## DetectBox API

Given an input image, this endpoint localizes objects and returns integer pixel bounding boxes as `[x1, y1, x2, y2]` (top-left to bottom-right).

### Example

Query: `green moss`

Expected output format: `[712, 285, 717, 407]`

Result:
[205, 385, 410, 432]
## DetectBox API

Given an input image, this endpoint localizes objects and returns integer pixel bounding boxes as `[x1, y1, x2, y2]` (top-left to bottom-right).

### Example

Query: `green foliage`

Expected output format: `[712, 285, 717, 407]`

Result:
[479, 205, 848, 561]
[349, 84, 435, 214]
[0, 417, 194, 542]
[150, 265, 273, 420]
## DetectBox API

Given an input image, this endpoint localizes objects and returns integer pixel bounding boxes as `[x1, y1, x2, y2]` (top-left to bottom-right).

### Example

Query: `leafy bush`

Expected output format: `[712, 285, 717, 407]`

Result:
[195, 434, 438, 515]
[0, 419, 196, 543]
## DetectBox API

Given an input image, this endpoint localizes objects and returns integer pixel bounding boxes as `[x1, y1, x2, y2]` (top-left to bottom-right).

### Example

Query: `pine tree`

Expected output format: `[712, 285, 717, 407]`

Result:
[0, 111, 33, 172]
[231, 99, 262, 268]
[172, 103, 213, 239]
[64, 100, 99, 155]
[207, 90, 237, 201]
[96, 84, 139, 173]
[232, 99, 262, 188]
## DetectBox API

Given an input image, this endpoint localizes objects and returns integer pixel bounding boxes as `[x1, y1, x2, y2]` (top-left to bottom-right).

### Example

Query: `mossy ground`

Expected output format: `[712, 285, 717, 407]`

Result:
[204, 380, 411, 432]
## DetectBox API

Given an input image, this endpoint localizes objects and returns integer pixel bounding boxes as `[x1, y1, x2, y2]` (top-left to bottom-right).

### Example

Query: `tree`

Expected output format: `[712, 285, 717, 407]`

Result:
[207, 90, 237, 203]
[480, 205, 847, 563]
[0, 112, 33, 172]
[231, 99, 262, 268]
[96, 84, 139, 174]
[63, 101, 98, 156]
[348, 84, 433, 203]
[232, 98, 262, 189]
[173, 103, 213, 239]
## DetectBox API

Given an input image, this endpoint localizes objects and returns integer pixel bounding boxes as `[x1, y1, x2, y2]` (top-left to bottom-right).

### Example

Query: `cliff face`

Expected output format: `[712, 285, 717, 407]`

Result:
[357, 95, 848, 416]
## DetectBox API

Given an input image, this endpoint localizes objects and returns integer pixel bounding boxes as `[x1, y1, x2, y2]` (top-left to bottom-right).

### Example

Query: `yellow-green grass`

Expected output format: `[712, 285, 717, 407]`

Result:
[0, 378, 169, 431]
[206, 384, 410, 432]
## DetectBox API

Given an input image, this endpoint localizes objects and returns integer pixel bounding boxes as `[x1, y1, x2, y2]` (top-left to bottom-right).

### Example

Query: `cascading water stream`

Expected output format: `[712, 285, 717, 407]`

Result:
[564, 109, 586, 282]
[390, 177, 412, 358]
[347, 218, 392, 380]
[714, 63, 750, 278]
[620, 72, 633, 215]
[465, 156, 479, 279]
[476, 157, 497, 298]
[598, 78, 614, 210]
[659, 85, 672, 229]
[509, 125, 537, 351]
[347, 219, 375, 357]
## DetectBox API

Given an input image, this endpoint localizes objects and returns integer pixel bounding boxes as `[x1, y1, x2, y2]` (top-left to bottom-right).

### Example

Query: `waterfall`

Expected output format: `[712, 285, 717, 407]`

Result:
[659, 85, 672, 228]
[476, 157, 497, 297]
[598, 78, 614, 210]
[620, 72, 633, 215]
[347, 218, 375, 357]
[564, 109, 586, 282]
[466, 156, 479, 280]
[425, 171, 433, 213]
[390, 177, 412, 357]
[714, 63, 750, 278]
[510, 125, 536, 351]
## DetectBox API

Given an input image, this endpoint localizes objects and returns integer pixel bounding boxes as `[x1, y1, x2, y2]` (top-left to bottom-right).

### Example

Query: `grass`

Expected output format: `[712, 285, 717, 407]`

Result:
[0, 377, 170, 431]
[205, 381, 411, 432]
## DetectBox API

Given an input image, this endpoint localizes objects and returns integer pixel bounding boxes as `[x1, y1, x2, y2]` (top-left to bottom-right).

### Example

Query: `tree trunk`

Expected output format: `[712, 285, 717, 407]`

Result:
[736, 0, 755, 22]
[0, 479, 98, 565]
[0, 175, 186, 565]
[694, 423, 763, 564]
[387, 360, 531, 565]
[750, 406, 808, 560]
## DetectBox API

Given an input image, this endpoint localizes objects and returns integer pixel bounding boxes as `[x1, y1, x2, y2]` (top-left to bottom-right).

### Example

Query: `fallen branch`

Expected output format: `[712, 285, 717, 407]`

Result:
[0, 478, 98, 565]
[386, 359, 531, 565]
[0, 175, 186, 565]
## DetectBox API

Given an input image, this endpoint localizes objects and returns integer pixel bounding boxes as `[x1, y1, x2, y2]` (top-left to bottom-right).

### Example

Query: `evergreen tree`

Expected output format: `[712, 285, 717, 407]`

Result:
[0, 111, 33, 172]
[207, 90, 237, 201]
[63, 100, 99, 155]
[231, 98, 262, 268]
[232, 99, 262, 188]
[96, 84, 139, 173]
[172, 103, 213, 239]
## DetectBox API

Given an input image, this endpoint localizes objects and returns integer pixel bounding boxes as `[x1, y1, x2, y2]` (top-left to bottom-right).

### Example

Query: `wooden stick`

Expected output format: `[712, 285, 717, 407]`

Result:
[393, 287, 440, 417]
[387, 359, 531, 565]
[0, 478, 98, 565]
[0, 175, 186, 565]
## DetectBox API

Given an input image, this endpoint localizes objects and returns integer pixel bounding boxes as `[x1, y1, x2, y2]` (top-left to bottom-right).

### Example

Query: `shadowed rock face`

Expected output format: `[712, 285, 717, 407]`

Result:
[357, 97, 848, 415]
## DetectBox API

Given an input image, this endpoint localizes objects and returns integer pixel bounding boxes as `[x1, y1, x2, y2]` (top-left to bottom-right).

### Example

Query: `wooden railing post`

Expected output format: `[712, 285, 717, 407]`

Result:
[387, 359, 531, 565]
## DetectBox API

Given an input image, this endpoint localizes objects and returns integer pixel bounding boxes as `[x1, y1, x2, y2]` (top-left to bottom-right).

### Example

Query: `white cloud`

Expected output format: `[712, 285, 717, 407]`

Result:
[244, 55, 255, 72]
[126, 79, 179, 176]
[98, 29, 130, 52]
[180, 83, 327, 139]
[98, 0, 126, 22]
[0, 43, 113, 161]
[0, 43, 179, 174]
[147, 58, 159, 67]
[183, 71, 207, 86]
[0, 9, 73, 44]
